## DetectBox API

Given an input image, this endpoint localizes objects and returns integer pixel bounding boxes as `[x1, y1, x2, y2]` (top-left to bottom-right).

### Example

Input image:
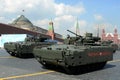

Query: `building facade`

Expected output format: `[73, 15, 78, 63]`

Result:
[0, 15, 63, 42]
[101, 28, 120, 44]
[9, 15, 62, 39]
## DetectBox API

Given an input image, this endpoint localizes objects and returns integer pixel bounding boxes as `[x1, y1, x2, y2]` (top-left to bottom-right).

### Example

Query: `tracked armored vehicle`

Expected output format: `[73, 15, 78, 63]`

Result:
[4, 35, 55, 58]
[101, 40, 118, 53]
[33, 30, 114, 74]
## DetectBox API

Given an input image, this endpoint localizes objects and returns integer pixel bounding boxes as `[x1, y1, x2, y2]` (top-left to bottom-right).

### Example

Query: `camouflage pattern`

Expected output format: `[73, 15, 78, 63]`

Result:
[4, 35, 54, 58]
[33, 30, 114, 74]
[101, 40, 118, 53]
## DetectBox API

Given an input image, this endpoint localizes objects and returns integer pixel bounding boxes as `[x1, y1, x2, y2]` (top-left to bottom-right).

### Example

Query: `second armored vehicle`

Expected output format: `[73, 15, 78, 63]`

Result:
[4, 35, 55, 58]
[33, 30, 114, 74]
[101, 40, 118, 53]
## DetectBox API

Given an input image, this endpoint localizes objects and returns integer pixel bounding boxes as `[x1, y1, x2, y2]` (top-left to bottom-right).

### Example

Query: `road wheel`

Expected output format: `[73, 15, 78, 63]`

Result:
[89, 62, 107, 71]
[8, 51, 15, 56]
[35, 56, 41, 63]
[63, 66, 80, 74]
[16, 53, 23, 58]
[97, 62, 107, 69]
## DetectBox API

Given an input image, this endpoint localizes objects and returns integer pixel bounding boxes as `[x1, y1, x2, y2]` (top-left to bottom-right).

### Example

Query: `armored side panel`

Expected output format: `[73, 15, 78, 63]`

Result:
[4, 36, 55, 58]
[101, 40, 118, 53]
[33, 44, 113, 67]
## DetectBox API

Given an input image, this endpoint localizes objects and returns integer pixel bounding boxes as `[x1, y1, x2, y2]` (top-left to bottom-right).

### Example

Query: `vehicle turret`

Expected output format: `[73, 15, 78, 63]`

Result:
[64, 30, 100, 45]
[25, 35, 48, 42]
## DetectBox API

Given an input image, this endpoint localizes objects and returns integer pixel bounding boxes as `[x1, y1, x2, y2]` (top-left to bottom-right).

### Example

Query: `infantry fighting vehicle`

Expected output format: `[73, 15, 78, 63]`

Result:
[101, 40, 118, 53]
[33, 30, 114, 74]
[4, 35, 55, 58]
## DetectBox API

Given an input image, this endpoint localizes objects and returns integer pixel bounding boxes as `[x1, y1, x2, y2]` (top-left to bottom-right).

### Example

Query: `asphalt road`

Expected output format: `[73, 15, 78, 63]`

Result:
[0, 49, 120, 80]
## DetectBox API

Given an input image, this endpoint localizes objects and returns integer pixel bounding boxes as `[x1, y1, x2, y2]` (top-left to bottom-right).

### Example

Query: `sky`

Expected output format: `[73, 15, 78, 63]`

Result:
[0, 0, 120, 37]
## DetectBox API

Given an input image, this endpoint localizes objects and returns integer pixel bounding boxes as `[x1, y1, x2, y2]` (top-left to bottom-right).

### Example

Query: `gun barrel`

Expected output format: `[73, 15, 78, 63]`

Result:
[67, 30, 82, 37]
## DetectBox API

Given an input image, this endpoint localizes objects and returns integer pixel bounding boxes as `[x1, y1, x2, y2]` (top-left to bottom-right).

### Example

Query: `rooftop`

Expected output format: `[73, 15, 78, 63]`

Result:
[10, 15, 34, 30]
